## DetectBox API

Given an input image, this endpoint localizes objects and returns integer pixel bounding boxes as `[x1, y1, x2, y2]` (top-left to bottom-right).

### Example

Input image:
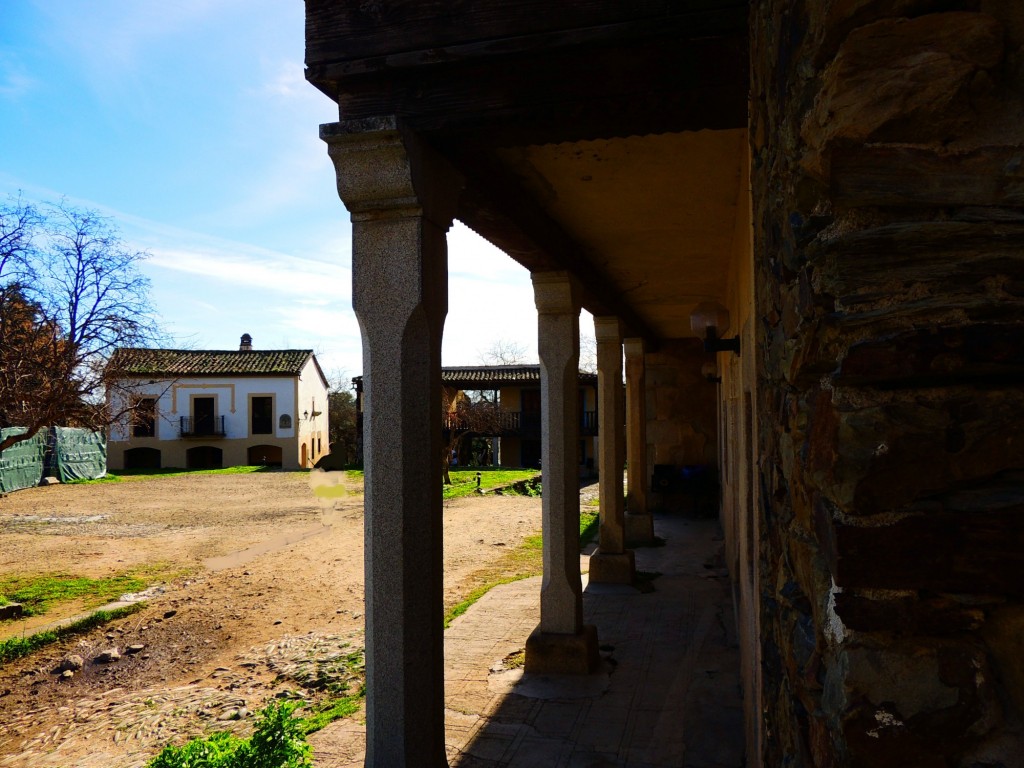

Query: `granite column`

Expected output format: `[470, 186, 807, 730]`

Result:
[525, 271, 599, 674]
[590, 315, 635, 584]
[323, 117, 461, 768]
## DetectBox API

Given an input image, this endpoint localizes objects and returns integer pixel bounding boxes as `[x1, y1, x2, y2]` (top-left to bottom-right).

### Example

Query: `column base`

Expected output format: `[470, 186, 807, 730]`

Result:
[525, 624, 600, 675]
[625, 513, 655, 546]
[589, 549, 636, 585]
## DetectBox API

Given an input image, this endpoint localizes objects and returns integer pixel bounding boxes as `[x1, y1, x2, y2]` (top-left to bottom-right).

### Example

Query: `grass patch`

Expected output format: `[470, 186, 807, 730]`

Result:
[443, 576, 532, 628]
[0, 603, 145, 666]
[443, 468, 540, 500]
[299, 691, 364, 735]
[442, 503, 598, 628]
[72, 466, 276, 484]
[0, 572, 150, 618]
[579, 508, 599, 546]
[501, 649, 526, 670]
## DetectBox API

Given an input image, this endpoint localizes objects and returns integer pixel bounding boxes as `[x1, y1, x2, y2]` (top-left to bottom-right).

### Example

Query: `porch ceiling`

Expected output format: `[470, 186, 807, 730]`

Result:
[306, 0, 750, 344]
[492, 130, 748, 340]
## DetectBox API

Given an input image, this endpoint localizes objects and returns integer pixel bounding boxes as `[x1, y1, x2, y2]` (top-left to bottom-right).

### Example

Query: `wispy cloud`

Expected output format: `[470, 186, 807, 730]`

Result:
[147, 246, 349, 300]
[0, 55, 33, 99]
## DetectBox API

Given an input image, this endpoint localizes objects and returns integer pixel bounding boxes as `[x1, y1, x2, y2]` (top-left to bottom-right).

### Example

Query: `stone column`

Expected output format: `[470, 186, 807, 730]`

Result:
[323, 117, 461, 768]
[624, 337, 653, 544]
[525, 271, 599, 674]
[589, 316, 635, 584]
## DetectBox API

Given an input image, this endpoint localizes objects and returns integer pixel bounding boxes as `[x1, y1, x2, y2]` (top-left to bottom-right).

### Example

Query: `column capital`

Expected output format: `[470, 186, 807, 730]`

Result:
[623, 336, 647, 357]
[594, 315, 625, 343]
[532, 271, 581, 315]
[321, 117, 463, 227]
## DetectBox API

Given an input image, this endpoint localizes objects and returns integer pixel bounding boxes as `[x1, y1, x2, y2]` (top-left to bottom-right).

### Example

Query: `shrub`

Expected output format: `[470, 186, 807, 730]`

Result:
[147, 701, 312, 768]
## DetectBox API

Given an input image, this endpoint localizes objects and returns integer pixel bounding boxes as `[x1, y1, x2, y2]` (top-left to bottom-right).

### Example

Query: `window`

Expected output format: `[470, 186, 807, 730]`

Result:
[133, 398, 157, 437]
[252, 397, 273, 435]
[279, 414, 292, 430]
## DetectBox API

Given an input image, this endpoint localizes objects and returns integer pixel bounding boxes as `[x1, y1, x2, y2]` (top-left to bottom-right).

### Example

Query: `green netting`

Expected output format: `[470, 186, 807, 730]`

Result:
[54, 427, 107, 482]
[0, 428, 46, 493]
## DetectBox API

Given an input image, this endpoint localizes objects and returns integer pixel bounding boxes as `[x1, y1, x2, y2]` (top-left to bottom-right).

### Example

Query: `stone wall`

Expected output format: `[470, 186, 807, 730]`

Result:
[645, 339, 719, 511]
[751, 2, 1024, 765]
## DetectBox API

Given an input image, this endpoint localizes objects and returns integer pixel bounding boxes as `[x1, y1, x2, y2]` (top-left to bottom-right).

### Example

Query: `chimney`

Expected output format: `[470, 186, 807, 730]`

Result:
[239, 333, 253, 352]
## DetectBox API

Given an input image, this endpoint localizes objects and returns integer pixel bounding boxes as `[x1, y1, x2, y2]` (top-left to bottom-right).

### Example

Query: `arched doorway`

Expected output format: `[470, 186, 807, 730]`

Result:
[124, 447, 161, 469]
[248, 445, 282, 467]
[186, 446, 223, 469]
[300, 443, 308, 468]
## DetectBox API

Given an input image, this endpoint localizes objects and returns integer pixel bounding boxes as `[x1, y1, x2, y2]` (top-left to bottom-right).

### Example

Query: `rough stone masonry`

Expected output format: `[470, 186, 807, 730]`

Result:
[752, 3, 1024, 766]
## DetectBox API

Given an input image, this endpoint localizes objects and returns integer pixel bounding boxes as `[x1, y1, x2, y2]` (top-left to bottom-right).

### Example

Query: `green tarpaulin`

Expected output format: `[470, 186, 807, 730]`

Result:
[54, 427, 107, 482]
[0, 428, 46, 493]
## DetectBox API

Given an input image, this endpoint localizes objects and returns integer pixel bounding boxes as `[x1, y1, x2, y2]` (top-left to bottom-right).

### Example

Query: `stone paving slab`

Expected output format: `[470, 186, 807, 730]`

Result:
[444, 515, 745, 768]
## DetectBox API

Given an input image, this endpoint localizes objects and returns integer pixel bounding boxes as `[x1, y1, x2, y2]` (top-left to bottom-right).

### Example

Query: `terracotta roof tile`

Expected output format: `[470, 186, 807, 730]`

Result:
[110, 348, 313, 377]
[353, 365, 596, 388]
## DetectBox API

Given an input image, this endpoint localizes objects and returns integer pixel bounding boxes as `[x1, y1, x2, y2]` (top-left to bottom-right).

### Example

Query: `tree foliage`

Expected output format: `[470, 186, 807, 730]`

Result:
[327, 375, 358, 466]
[0, 197, 164, 453]
[441, 387, 505, 484]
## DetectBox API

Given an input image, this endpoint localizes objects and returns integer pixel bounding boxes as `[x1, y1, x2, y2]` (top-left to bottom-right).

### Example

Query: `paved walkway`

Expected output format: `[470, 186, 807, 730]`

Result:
[443, 514, 744, 768]
[311, 513, 744, 767]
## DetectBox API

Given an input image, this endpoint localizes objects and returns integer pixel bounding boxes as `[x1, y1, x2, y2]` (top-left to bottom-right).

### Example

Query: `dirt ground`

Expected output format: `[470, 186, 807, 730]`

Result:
[0, 471, 543, 768]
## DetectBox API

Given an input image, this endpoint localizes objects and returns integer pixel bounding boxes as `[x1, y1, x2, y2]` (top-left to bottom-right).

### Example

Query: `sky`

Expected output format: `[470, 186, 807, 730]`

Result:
[0, 1, 588, 385]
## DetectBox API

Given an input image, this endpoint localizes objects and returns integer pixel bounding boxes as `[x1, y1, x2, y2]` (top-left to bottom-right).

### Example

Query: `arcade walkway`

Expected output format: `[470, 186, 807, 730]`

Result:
[313, 513, 744, 767]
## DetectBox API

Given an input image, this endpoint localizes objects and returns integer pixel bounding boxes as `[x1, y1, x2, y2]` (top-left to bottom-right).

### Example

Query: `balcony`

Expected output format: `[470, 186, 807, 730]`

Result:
[179, 415, 227, 438]
[444, 410, 597, 439]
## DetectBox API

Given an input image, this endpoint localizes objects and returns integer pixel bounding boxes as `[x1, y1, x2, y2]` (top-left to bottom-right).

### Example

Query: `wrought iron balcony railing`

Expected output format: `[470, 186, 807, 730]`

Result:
[443, 410, 597, 438]
[179, 415, 226, 438]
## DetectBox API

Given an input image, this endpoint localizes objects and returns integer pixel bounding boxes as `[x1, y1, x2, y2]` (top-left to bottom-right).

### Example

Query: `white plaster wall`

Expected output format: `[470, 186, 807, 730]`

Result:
[296, 358, 330, 465]
[109, 376, 298, 442]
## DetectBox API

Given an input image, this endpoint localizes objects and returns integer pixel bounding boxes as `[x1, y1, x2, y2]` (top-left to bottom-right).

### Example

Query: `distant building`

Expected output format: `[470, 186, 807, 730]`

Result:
[353, 364, 598, 471]
[107, 335, 329, 470]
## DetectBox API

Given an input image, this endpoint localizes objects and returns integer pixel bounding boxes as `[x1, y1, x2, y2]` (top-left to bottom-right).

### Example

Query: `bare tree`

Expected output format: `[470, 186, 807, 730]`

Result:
[0, 197, 165, 453]
[441, 387, 505, 484]
[579, 330, 597, 374]
[478, 338, 528, 366]
[326, 369, 358, 465]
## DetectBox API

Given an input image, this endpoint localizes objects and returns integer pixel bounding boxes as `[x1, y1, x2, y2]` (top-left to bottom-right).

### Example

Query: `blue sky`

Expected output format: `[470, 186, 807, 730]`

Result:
[0, 1, 571, 384]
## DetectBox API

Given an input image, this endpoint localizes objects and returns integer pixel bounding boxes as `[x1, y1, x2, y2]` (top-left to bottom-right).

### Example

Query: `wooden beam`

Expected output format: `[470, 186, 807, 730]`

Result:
[306, 0, 748, 67]
[308, 34, 747, 143]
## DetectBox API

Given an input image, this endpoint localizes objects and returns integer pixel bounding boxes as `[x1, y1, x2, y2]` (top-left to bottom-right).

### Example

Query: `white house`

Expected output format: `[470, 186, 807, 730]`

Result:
[106, 335, 329, 470]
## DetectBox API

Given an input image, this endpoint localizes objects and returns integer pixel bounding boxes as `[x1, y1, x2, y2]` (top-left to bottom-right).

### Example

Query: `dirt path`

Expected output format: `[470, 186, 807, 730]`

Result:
[0, 472, 542, 767]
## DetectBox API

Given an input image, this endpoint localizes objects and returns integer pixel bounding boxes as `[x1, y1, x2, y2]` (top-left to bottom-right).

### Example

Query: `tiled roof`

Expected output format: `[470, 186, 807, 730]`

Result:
[353, 365, 597, 388]
[110, 348, 314, 377]
[443, 365, 542, 385]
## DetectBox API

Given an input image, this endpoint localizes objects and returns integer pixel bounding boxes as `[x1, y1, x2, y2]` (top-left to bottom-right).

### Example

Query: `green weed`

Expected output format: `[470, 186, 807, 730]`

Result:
[147, 701, 312, 768]
[0, 572, 149, 618]
[0, 603, 145, 666]
[579, 509, 599, 546]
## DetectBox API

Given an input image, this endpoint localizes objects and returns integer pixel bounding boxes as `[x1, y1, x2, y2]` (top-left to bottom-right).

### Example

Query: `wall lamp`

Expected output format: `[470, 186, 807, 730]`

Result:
[690, 301, 740, 356]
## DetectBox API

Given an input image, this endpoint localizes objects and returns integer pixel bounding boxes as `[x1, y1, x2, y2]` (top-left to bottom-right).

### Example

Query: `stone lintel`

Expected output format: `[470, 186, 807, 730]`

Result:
[525, 624, 600, 675]
[589, 549, 636, 585]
